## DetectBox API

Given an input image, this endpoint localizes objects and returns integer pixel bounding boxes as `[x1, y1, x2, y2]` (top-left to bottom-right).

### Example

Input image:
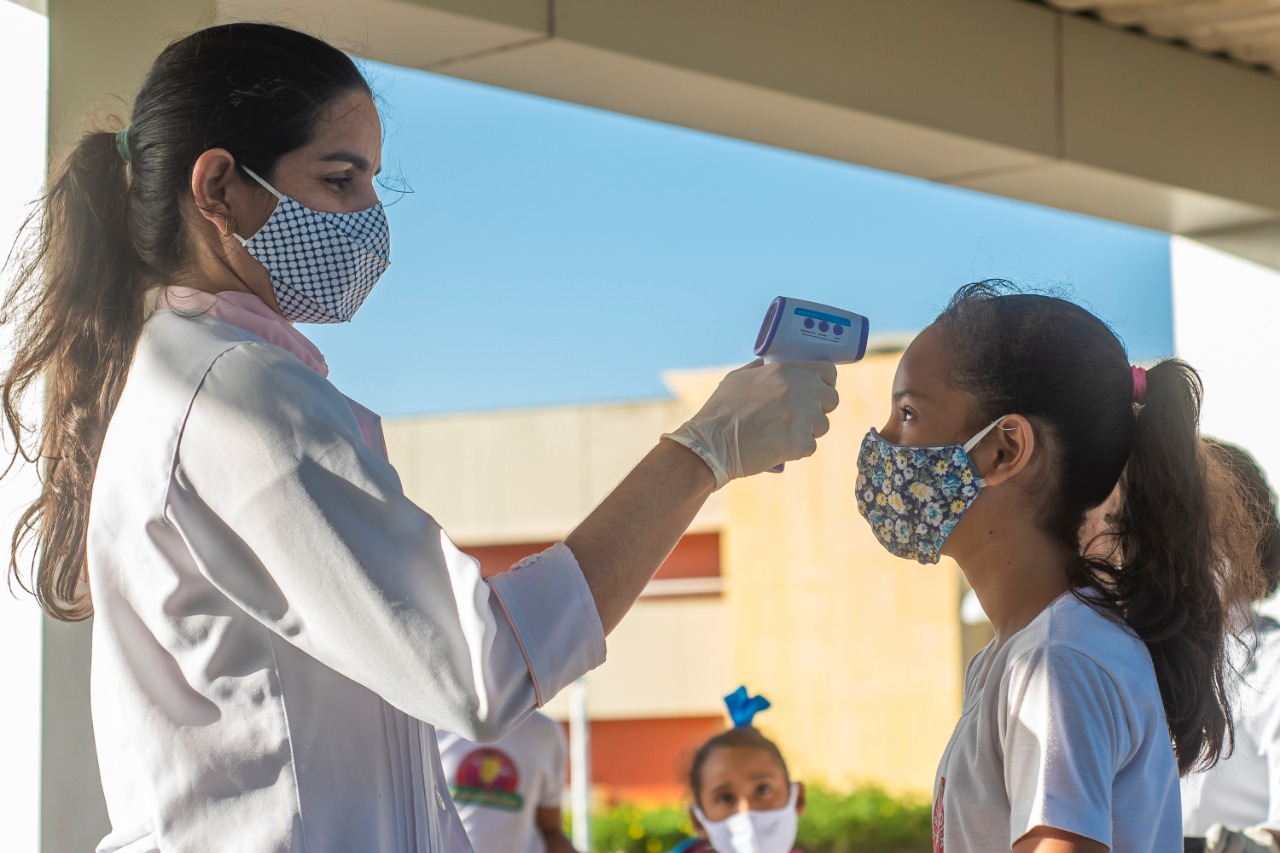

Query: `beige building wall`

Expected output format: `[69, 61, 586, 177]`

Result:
[668, 355, 963, 795]
[384, 398, 723, 545]
[540, 596, 730, 722]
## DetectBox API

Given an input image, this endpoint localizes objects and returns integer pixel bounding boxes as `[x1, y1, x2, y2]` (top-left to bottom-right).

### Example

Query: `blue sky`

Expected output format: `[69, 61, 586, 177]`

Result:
[309, 61, 1173, 417]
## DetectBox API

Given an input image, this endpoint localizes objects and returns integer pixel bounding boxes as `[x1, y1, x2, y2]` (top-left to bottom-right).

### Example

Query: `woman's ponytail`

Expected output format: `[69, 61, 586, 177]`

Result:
[2, 24, 372, 620]
[1111, 360, 1265, 773]
[3, 128, 149, 620]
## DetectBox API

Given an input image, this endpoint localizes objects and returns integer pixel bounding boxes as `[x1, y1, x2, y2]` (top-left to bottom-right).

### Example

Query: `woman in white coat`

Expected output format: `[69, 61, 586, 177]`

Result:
[2, 23, 838, 853]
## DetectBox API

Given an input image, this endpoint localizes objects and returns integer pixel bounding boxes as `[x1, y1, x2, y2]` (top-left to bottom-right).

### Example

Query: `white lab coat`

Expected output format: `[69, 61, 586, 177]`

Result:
[88, 306, 605, 852]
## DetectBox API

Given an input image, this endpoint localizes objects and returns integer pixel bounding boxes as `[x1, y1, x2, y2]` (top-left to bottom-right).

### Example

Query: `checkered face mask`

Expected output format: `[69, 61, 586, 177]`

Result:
[235, 166, 390, 323]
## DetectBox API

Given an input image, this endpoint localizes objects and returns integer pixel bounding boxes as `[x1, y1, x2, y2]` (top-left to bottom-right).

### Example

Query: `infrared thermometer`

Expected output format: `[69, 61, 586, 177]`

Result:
[754, 296, 869, 364]
[754, 296, 869, 472]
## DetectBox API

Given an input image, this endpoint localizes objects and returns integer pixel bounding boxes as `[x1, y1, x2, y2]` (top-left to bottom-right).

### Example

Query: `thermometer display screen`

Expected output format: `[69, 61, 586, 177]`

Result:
[788, 306, 851, 345]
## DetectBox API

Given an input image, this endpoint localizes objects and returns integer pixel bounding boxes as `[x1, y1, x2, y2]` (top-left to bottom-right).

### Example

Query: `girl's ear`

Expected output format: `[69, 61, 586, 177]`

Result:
[795, 781, 806, 816]
[973, 414, 1036, 488]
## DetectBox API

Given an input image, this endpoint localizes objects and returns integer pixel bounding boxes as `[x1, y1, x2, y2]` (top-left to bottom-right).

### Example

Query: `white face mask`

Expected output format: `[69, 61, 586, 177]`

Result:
[693, 782, 800, 853]
[234, 165, 391, 324]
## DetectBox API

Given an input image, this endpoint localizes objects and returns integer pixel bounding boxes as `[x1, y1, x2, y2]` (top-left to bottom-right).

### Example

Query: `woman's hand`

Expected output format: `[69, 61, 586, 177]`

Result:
[663, 359, 839, 488]
[1013, 826, 1108, 853]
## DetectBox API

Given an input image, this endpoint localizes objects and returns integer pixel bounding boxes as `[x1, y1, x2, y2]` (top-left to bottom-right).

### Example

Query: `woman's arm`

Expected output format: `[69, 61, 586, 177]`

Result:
[565, 439, 714, 634]
[1013, 827, 1108, 853]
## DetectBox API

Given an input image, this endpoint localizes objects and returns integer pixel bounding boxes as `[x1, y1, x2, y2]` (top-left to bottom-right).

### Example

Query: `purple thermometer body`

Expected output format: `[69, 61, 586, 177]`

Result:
[754, 296, 870, 471]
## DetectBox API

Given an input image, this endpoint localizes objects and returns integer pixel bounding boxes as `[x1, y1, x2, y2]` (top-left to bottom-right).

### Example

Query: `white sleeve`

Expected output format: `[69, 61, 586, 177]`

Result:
[169, 343, 606, 741]
[999, 644, 1128, 849]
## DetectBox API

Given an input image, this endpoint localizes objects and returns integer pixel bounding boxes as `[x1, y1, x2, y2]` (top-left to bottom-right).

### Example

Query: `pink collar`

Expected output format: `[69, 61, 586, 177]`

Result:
[155, 287, 329, 377]
[153, 286, 389, 461]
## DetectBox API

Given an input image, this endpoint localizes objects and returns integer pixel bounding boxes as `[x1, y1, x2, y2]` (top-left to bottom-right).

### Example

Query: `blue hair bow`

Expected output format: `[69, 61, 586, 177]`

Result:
[724, 686, 771, 728]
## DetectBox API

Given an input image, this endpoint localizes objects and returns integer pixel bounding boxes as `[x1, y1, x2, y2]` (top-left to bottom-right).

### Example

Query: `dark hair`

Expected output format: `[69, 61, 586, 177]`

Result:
[1206, 439, 1280, 598]
[935, 280, 1264, 775]
[2, 23, 371, 620]
[688, 726, 790, 809]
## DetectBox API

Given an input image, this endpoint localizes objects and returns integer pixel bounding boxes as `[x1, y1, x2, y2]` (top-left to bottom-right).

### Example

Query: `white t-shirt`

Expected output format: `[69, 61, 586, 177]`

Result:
[932, 592, 1180, 852]
[438, 712, 566, 853]
[1182, 614, 1280, 834]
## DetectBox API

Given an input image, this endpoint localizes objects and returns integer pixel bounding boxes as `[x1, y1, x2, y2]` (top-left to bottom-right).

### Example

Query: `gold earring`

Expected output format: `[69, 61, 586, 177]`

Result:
[221, 216, 237, 238]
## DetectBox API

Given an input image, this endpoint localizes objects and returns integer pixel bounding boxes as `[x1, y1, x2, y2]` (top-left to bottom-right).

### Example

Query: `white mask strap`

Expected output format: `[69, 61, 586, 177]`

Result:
[240, 165, 285, 202]
[232, 165, 286, 245]
[961, 417, 1007, 454]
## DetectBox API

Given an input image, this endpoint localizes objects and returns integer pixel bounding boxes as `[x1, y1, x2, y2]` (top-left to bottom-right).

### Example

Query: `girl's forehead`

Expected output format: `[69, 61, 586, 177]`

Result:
[901, 324, 952, 379]
[700, 745, 786, 778]
[895, 325, 951, 390]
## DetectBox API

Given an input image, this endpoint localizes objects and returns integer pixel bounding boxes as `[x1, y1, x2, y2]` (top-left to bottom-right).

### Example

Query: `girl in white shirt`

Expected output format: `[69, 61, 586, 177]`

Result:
[0, 22, 838, 853]
[854, 281, 1263, 853]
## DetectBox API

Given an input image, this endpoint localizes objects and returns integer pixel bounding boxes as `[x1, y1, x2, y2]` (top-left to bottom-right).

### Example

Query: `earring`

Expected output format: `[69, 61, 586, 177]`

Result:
[221, 216, 237, 238]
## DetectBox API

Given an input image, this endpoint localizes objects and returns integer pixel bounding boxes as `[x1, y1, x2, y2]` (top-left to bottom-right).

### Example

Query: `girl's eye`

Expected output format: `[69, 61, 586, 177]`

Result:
[754, 783, 773, 798]
[325, 177, 352, 190]
[900, 406, 917, 423]
[716, 793, 736, 805]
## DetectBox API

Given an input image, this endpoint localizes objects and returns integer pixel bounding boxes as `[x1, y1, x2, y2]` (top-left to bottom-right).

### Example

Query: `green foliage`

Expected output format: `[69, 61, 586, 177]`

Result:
[794, 784, 932, 853]
[584, 802, 694, 853]
[568, 784, 932, 853]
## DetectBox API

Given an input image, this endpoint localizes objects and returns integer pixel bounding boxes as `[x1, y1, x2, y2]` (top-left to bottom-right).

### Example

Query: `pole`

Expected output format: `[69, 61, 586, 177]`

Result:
[569, 676, 591, 851]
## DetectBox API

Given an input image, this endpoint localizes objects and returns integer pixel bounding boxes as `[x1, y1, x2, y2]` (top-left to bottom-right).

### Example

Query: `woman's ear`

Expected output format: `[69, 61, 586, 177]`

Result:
[190, 148, 274, 239]
[190, 148, 239, 231]
[974, 414, 1036, 488]
[795, 781, 806, 816]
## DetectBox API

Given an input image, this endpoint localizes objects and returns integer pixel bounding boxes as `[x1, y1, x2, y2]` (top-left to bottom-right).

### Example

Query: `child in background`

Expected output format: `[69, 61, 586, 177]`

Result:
[671, 687, 805, 853]
[1178, 441, 1280, 853]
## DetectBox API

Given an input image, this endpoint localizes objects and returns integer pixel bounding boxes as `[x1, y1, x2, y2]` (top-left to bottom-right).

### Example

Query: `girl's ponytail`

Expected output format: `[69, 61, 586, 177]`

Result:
[3, 128, 148, 620]
[1111, 360, 1264, 773]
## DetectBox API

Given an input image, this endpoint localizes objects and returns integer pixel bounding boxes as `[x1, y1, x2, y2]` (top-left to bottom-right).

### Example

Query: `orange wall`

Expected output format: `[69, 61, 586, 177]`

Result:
[560, 716, 725, 805]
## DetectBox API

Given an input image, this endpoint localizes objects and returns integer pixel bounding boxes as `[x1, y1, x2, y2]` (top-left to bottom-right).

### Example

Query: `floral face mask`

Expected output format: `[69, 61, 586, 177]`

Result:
[855, 418, 1005, 564]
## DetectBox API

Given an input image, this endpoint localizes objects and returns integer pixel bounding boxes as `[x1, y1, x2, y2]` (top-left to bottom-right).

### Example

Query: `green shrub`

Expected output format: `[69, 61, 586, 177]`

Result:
[795, 784, 932, 853]
[570, 784, 932, 853]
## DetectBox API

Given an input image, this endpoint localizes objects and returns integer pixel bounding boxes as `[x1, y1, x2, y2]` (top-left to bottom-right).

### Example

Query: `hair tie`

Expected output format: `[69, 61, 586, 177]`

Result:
[114, 126, 132, 163]
[723, 686, 771, 728]
[1131, 365, 1147, 405]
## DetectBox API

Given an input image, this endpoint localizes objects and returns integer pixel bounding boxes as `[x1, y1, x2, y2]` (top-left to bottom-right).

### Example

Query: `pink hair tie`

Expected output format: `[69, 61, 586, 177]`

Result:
[1131, 365, 1148, 405]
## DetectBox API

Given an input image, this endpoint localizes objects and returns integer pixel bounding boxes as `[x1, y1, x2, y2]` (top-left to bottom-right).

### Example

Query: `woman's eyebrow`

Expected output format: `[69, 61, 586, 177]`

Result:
[319, 151, 381, 175]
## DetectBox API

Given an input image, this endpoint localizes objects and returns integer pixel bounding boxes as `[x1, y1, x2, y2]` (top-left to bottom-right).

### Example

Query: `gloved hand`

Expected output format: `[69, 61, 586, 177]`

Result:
[1206, 824, 1280, 853]
[663, 359, 839, 489]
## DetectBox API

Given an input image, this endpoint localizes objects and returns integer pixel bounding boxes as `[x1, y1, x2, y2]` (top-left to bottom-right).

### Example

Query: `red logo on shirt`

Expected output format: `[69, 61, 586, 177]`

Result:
[932, 777, 944, 853]
[451, 748, 524, 812]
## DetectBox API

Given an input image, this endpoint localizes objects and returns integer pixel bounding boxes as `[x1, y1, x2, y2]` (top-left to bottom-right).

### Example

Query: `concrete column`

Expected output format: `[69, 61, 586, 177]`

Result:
[48, 0, 217, 155]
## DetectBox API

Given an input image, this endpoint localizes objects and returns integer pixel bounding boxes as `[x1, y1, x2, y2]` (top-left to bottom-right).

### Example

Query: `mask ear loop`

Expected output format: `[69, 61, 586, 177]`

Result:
[962, 416, 1011, 489]
[239, 165, 285, 201]
[232, 165, 286, 245]
[962, 416, 1007, 454]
